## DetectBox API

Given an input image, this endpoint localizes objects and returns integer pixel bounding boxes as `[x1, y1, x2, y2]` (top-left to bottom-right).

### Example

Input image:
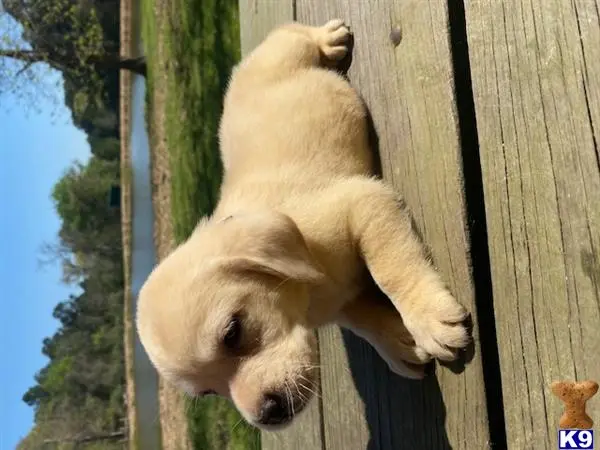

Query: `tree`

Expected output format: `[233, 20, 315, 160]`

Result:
[2, 0, 146, 73]
[22, 385, 49, 408]
[10, 3, 128, 445]
[89, 136, 120, 160]
[20, 278, 127, 447]
[0, 47, 146, 76]
[37, 156, 122, 284]
[52, 300, 78, 328]
[1, 0, 145, 110]
[51, 158, 120, 233]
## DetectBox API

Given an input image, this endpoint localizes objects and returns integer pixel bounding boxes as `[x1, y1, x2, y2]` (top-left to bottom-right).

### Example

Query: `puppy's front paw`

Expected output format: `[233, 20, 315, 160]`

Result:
[315, 19, 351, 62]
[403, 289, 471, 362]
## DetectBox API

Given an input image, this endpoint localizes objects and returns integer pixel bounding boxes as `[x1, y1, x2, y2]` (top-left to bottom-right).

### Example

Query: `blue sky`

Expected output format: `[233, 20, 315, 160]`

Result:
[0, 68, 91, 448]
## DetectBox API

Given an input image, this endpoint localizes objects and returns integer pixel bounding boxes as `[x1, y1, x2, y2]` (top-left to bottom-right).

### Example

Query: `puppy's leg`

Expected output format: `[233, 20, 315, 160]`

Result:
[337, 296, 430, 380]
[237, 19, 351, 79]
[344, 178, 471, 362]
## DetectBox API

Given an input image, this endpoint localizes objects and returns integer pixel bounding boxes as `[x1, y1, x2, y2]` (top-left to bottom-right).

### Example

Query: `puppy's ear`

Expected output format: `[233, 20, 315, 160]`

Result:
[219, 212, 325, 284]
[224, 254, 324, 284]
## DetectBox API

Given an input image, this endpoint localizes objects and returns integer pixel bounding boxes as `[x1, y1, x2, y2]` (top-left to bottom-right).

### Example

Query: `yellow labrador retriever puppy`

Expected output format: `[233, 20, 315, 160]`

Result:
[137, 19, 470, 429]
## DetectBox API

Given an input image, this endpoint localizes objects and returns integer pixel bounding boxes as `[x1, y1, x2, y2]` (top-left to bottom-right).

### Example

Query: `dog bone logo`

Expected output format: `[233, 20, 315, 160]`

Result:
[551, 380, 598, 429]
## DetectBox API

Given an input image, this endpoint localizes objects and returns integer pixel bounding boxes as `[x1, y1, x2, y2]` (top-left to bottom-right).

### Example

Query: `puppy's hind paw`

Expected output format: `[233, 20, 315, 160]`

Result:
[387, 359, 427, 380]
[316, 19, 351, 62]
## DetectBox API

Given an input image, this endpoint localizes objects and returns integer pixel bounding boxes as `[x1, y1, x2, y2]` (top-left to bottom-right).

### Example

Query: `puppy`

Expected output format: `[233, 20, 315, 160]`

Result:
[136, 19, 470, 430]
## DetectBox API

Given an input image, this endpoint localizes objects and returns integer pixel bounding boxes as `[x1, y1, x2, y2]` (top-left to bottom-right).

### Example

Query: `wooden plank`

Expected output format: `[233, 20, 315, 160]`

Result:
[297, 1, 491, 449]
[238, 2, 326, 449]
[239, 0, 295, 57]
[465, 0, 600, 448]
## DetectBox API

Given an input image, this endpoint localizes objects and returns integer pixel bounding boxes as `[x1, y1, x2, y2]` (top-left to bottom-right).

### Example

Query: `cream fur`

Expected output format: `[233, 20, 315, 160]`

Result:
[136, 19, 470, 430]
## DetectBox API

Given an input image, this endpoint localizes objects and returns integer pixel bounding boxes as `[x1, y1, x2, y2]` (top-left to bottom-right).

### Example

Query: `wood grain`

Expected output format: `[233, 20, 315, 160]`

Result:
[239, 0, 295, 57]
[296, 1, 490, 448]
[238, 2, 325, 449]
[465, 0, 600, 447]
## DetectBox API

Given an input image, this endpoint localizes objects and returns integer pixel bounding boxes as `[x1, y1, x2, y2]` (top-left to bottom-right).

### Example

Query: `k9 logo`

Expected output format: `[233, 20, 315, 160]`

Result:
[558, 429, 594, 450]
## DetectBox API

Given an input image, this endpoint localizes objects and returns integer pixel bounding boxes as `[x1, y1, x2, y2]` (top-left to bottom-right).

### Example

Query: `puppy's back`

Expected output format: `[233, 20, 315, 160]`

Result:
[219, 65, 373, 182]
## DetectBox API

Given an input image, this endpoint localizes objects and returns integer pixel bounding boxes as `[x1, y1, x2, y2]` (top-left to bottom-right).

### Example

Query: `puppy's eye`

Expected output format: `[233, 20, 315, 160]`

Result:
[223, 314, 242, 350]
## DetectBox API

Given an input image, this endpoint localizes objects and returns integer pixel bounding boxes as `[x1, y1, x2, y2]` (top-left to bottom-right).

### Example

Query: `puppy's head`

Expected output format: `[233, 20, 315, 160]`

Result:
[136, 211, 324, 429]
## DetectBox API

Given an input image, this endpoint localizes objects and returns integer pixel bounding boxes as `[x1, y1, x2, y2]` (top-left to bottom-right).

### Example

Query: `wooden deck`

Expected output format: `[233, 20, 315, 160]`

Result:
[238, 1, 600, 449]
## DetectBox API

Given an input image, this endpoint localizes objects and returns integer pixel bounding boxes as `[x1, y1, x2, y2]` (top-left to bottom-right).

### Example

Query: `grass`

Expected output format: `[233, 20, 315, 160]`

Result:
[186, 396, 262, 450]
[140, 0, 261, 448]
[142, 0, 239, 242]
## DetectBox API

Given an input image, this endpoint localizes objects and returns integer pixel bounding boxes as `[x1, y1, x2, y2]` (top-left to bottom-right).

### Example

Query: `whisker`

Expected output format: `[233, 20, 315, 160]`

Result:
[298, 376, 322, 400]
[231, 417, 244, 433]
[273, 275, 292, 293]
[301, 360, 353, 376]
[290, 377, 304, 403]
[285, 381, 295, 417]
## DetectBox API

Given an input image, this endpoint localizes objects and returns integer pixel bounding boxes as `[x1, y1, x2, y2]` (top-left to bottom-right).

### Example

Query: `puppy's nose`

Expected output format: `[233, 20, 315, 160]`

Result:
[258, 393, 290, 425]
